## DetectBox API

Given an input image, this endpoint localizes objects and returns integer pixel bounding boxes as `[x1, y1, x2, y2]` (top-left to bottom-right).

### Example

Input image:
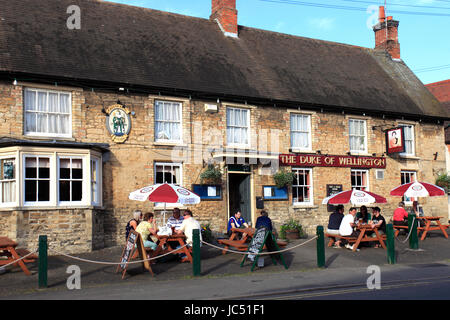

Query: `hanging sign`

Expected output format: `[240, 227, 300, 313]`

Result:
[279, 154, 386, 169]
[105, 104, 132, 143]
[385, 127, 405, 154]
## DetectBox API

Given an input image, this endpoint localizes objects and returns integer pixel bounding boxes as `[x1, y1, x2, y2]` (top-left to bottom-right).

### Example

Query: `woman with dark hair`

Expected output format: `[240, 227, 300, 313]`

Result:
[356, 205, 371, 223]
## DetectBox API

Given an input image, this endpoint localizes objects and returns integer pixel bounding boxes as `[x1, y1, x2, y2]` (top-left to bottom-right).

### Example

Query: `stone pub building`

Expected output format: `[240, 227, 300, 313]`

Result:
[0, 0, 448, 253]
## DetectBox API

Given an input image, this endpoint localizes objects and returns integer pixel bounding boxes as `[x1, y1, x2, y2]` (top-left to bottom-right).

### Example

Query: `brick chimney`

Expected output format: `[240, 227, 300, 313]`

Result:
[210, 0, 238, 38]
[373, 6, 400, 60]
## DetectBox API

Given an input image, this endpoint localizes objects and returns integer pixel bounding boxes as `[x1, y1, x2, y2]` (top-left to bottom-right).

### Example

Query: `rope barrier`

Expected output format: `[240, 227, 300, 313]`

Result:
[48, 244, 189, 266]
[0, 236, 317, 269]
[394, 217, 416, 244]
[201, 236, 318, 256]
[0, 249, 38, 270]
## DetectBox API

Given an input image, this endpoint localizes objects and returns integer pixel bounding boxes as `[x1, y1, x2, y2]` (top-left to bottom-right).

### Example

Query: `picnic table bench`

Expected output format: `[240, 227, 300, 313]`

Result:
[218, 228, 287, 254]
[418, 216, 449, 240]
[0, 237, 37, 275]
[326, 224, 386, 252]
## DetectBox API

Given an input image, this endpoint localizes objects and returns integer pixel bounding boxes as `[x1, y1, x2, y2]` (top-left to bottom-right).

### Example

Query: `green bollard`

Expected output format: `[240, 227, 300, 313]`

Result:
[192, 229, 201, 276]
[386, 224, 396, 264]
[408, 214, 419, 250]
[38, 235, 48, 289]
[316, 226, 325, 268]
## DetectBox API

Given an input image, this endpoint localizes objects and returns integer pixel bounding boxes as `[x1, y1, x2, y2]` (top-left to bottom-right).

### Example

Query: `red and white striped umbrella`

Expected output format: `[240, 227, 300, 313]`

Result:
[322, 189, 387, 205]
[390, 181, 445, 198]
[129, 183, 201, 204]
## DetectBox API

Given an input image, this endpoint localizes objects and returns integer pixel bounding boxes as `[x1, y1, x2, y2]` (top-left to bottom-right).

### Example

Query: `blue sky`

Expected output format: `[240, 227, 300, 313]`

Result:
[107, 0, 449, 84]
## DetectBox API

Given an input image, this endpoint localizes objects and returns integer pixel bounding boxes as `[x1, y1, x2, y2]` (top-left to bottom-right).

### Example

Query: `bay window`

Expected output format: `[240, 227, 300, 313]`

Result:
[0, 147, 102, 208]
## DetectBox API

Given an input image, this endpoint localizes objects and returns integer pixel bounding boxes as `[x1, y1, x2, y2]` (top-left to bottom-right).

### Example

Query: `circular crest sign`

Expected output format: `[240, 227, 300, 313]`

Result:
[105, 104, 131, 143]
[412, 185, 423, 191]
[354, 192, 366, 197]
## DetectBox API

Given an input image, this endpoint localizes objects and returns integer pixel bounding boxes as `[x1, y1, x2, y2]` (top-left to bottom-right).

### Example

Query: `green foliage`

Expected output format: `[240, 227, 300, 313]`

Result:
[279, 219, 304, 239]
[435, 172, 450, 194]
[201, 224, 214, 243]
[273, 170, 294, 188]
[200, 164, 222, 183]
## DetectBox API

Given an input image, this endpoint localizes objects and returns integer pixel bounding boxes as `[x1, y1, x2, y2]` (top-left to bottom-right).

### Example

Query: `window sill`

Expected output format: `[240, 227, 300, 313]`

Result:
[348, 152, 370, 156]
[292, 204, 318, 209]
[23, 134, 75, 141]
[290, 148, 313, 154]
[399, 155, 420, 160]
[153, 141, 187, 148]
[0, 205, 100, 211]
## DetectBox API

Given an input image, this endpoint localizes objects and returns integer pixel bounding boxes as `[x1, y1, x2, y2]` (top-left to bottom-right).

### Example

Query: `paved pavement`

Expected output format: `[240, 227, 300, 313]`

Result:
[1, 230, 449, 299]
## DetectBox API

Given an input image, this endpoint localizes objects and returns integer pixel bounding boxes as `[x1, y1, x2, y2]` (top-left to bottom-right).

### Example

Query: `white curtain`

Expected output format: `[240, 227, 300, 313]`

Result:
[227, 108, 248, 145]
[349, 120, 365, 151]
[24, 90, 70, 135]
[291, 114, 310, 149]
[403, 126, 413, 154]
[155, 101, 181, 141]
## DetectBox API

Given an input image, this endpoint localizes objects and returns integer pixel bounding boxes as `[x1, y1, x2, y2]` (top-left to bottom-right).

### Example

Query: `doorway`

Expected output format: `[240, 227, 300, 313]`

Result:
[228, 173, 252, 225]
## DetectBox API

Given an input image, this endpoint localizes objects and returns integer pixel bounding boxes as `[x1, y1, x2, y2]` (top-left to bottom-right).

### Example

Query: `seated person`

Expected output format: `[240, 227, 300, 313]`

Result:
[356, 205, 371, 223]
[135, 212, 159, 251]
[393, 201, 409, 227]
[327, 204, 345, 248]
[176, 210, 202, 262]
[227, 210, 249, 238]
[125, 209, 142, 241]
[339, 207, 360, 251]
[411, 201, 425, 227]
[369, 207, 386, 247]
[255, 210, 273, 231]
[167, 207, 184, 231]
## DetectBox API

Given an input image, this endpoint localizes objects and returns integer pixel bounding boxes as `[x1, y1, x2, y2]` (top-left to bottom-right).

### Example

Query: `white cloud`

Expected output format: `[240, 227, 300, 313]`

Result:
[308, 17, 335, 30]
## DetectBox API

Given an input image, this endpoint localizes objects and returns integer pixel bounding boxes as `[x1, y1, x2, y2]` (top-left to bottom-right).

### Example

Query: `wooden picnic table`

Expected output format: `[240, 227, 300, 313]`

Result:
[218, 228, 287, 255]
[156, 234, 193, 263]
[417, 216, 449, 240]
[351, 224, 387, 252]
[0, 237, 37, 275]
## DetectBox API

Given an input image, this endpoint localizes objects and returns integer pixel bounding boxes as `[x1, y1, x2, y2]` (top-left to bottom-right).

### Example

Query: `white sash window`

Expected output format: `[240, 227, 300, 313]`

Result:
[155, 100, 182, 142]
[227, 107, 250, 146]
[349, 119, 367, 153]
[290, 114, 311, 151]
[24, 89, 71, 137]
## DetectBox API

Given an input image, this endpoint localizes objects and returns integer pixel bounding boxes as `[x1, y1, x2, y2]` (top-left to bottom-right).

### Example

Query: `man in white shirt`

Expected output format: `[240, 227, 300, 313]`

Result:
[176, 209, 202, 247]
[339, 207, 360, 251]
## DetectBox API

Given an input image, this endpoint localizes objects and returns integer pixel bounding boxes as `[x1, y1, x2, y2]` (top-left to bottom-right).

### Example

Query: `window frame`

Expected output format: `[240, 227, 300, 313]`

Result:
[226, 106, 251, 148]
[290, 113, 312, 152]
[399, 124, 415, 157]
[401, 170, 417, 205]
[0, 156, 18, 206]
[57, 156, 85, 206]
[154, 162, 183, 208]
[292, 167, 314, 206]
[154, 100, 183, 143]
[23, 154, 53, 207]
[349, 118, 368, 154]
[23, 88, 72, 138]
[351, 169, 370, 191]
